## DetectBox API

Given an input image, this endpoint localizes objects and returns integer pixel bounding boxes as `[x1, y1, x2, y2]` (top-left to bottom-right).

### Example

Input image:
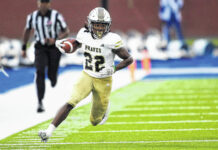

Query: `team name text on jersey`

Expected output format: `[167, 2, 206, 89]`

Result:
[85, 45, 102, 53]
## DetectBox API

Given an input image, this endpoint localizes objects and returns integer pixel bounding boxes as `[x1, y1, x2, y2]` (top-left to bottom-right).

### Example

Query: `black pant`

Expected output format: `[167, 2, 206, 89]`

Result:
[34, 43, 61, 103]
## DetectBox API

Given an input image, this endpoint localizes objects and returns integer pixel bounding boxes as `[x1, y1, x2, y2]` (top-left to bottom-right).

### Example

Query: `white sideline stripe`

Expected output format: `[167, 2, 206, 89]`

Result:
[1, 140, 218, 146]
[151, 67, 218, 74]
[106, 120, 218, 125]
[110, 112, 218, 117]
[121, 106, 214, 111]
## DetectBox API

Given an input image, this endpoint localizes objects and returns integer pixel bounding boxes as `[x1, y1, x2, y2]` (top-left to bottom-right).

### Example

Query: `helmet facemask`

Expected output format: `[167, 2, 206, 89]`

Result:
[87, 7, 112, 39]
[89, 22, 110, 39]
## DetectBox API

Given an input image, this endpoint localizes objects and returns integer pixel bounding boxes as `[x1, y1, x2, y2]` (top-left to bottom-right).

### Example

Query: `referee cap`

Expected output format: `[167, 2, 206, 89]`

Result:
[40, 0, 51, 2]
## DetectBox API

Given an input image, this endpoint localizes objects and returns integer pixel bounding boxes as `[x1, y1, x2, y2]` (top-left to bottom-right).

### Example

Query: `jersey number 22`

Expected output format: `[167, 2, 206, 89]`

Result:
[84, 52, 105, 72]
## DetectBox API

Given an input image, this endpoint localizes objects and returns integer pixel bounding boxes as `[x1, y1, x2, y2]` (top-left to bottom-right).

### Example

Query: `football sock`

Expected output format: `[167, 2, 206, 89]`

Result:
[46, 124, 56, 137]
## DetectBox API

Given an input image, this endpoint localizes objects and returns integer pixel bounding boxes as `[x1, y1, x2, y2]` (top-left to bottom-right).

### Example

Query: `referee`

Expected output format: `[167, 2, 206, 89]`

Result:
[21, 0, 69, 113]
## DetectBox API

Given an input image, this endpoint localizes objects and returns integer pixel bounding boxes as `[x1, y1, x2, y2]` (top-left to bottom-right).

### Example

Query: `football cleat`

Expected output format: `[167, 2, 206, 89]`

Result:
[38, 130, 50, 143]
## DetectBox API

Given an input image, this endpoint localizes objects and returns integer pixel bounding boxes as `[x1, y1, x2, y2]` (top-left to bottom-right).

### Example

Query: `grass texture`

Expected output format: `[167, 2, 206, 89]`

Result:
[0, 79, 218, 149]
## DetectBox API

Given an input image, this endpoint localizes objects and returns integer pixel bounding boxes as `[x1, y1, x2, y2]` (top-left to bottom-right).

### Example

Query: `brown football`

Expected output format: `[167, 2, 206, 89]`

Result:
[61, 39, 76, 53]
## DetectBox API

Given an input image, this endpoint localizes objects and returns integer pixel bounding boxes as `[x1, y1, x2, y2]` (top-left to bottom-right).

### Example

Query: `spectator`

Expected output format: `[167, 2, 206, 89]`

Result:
[21, 0, 70, 113]
[159, 0, 187, 49]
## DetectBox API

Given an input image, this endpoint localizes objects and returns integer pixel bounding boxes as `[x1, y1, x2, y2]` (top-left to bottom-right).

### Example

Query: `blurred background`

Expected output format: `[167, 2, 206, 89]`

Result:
[1, 0, 218, 37]
[0, 0, 218, 72]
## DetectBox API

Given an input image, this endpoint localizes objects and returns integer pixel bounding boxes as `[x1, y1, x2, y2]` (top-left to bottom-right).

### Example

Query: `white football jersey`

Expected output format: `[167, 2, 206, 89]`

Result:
[76, 28, 124, 78]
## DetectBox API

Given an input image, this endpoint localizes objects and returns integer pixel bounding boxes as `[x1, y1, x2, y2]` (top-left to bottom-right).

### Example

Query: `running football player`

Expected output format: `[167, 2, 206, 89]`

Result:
[38, 7, 133, 142]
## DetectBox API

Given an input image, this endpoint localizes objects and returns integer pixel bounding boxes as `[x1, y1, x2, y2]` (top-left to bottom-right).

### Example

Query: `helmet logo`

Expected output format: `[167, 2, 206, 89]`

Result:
[98, 8, 105, 21]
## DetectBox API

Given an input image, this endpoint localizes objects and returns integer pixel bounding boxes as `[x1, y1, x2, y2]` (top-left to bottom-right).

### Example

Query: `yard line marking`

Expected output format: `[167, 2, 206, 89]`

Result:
[106, 120, 218, 125]
[134, 100, 218, 105]
[13, 136, 63, 139]
[3, 128, 216, 141]
[15, 138, 64, 142]
[1, 140, 218, 146]
[42, 139, 218, 144]
[76, 128, 218, 133]
[146, 95, 218, 99]
[110, 112, 218, 117]
[121, 106, 214, 111]
[1, 145, 50, 148]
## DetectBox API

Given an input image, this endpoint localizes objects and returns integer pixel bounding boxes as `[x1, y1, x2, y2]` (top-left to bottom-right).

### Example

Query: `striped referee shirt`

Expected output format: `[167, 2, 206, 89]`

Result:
[25, 9, 67, 45]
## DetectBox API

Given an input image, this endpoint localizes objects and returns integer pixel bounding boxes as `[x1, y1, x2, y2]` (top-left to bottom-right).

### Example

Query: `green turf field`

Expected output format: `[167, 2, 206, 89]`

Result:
[1, 79, 218, 149]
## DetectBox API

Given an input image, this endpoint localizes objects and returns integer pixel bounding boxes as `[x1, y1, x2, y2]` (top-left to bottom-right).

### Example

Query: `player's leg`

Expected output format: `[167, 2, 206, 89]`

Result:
[52, 71, 93, 127]
[39, 103, 73, 142]
[38, 103, 73, 142]
[39, 71, 93, 142]
[99, 101, 110, 125]
[90, 76, 112, 126]
[47, 47, 61, 87]
[67, 71, 93, 106]
[35, 46, 48, 112]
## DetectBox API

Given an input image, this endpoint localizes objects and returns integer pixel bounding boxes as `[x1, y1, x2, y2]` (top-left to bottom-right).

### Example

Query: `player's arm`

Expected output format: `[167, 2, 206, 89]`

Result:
[21, 28, 32, 57]
[72, 40, 82, 52]
[112, 48, 133, 72]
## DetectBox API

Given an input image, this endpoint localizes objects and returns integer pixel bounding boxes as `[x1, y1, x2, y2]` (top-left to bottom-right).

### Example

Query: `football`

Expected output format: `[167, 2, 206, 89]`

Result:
[61, 39, 76, 53]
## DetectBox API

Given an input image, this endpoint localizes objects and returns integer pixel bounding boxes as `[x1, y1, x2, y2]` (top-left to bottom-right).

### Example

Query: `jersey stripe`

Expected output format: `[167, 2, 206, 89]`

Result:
[115, 41, 123, 48]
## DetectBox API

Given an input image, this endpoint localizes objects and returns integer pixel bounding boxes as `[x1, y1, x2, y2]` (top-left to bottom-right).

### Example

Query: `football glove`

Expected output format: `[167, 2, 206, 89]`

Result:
[99, 66, 115, 76]
[55, 39, 66, 53]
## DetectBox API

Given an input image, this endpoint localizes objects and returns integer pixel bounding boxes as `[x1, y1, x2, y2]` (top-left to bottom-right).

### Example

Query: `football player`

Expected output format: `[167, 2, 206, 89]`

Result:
[38, 7, 133, 142]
